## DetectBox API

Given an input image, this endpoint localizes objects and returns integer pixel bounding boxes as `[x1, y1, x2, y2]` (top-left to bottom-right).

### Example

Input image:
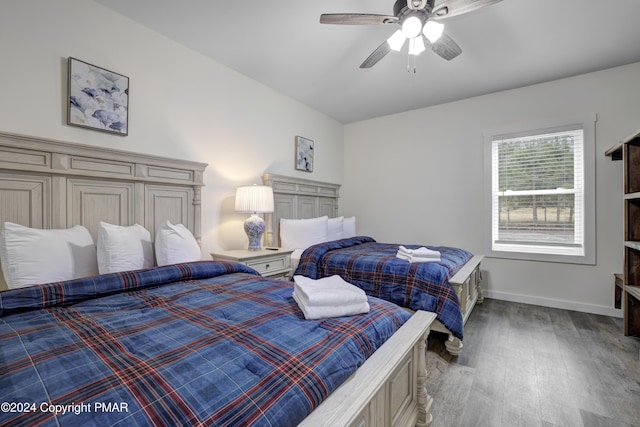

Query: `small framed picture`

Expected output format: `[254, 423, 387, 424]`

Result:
[67, 57, 129, 136]
[295, 136, 314, 172]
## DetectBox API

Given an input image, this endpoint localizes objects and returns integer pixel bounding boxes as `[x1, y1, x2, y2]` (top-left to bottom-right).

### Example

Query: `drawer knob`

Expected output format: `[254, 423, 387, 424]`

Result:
[265, 264, 270, 269]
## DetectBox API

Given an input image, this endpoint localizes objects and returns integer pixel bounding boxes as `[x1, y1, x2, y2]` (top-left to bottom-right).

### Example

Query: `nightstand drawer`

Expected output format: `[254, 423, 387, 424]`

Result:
[210, 249, 293, 279]
[246, 256, 288, 275]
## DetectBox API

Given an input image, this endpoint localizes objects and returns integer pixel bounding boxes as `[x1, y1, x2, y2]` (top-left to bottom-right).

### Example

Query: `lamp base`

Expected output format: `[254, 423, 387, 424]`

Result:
[244, 214, 265, 251]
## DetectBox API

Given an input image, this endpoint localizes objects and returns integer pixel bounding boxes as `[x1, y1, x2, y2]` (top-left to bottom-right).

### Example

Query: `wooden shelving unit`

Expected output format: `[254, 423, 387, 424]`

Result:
[607, 128, 640, 337]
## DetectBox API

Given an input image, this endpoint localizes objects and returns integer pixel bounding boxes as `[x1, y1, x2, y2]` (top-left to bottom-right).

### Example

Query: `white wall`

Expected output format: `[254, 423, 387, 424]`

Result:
[0, 0, 344, 255]
[343, 62, 640, 317]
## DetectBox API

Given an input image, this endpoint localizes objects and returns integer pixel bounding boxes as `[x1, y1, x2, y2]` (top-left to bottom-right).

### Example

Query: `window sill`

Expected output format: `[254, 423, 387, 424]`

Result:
[485, 247, 595, 265]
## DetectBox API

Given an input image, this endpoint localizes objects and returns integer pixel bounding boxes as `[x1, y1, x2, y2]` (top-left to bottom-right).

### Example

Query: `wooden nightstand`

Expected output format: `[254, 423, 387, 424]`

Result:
[211, 248, 293, 280]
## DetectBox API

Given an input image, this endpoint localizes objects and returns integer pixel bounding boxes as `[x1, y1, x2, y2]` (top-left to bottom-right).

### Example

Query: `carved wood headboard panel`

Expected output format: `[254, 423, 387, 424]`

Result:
[0, 131, 207, 290]
[262, 173, 340, 248]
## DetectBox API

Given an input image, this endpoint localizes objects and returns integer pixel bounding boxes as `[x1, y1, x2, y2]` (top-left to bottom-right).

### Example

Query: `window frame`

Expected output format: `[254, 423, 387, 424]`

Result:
[483, 114, 596, 265]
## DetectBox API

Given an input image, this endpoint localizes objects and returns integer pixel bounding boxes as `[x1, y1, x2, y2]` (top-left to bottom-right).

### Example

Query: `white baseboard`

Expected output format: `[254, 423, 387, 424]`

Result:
[483, 289, 623, 318]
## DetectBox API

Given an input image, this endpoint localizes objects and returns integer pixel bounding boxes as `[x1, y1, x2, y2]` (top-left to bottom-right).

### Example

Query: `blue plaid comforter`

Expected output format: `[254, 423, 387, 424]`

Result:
[295, 237, 472, 339]
[0, 261, 410, 427]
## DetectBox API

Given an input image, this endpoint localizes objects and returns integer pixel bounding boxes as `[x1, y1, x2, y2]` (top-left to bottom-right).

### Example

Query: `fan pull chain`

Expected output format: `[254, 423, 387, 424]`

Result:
[406, 39, 418, 73]
[406, 51, 417, 74]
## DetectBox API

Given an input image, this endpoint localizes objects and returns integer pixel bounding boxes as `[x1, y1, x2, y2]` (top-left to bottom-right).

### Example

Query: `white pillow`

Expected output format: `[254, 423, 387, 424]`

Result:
[327, 216, 344, 241]
[0, 222, 98, 289]
[343, 216, 357, 238]
[155, 220, 201, 266]
[280, 216, 329, 250]
[97, 222, 154, 274]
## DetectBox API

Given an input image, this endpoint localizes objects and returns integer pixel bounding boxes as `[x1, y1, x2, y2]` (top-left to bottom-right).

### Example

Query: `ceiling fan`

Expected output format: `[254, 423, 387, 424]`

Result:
[320, 0, 502, 68]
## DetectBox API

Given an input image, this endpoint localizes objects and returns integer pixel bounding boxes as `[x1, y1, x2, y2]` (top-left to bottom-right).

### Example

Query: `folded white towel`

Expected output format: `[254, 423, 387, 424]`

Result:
[293, 275, 367, 307]
[398, 245, 441, 258]
[396, 252, 441, 263]
[293, 292, 370, 320]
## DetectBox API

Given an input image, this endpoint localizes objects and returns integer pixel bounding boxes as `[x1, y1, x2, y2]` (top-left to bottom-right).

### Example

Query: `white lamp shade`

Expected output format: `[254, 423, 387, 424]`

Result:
[235, 185, 274, 213]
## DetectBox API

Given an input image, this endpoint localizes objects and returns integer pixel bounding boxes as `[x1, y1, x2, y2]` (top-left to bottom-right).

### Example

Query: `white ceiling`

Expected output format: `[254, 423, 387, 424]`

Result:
[95, 0, 640, 124]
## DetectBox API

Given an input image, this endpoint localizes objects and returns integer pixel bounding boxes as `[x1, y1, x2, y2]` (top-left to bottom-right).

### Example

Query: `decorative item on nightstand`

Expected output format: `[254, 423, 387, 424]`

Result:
[235, 184, 274, 251]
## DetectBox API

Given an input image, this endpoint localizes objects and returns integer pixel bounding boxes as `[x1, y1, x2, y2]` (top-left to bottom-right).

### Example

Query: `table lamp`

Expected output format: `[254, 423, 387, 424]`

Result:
[235, 184, 274, 251]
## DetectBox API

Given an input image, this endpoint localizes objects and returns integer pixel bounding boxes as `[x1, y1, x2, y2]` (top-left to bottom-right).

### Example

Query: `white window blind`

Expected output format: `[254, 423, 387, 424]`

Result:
[490, 125, 585, 256]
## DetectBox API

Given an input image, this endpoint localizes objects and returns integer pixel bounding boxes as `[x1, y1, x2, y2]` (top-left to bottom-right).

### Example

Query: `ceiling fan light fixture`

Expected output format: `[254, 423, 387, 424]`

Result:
[423, 20, 444, 43]
[408, 36, 426, 55]
[387, 29, 407, 51]
[320, 0, 502, 69]
[401, 15, 422, 38]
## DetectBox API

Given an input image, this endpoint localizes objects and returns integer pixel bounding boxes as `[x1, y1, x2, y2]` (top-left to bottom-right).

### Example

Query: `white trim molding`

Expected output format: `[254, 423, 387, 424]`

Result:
[483, 289, 622, 318]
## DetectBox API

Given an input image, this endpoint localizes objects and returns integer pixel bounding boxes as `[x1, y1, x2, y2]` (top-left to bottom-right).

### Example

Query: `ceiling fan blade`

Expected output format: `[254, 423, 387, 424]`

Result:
[360, 41, 392, 68]
[423, 33, 462, 61]
[431, 0, 502, 20]
[320, 14, 398, 25]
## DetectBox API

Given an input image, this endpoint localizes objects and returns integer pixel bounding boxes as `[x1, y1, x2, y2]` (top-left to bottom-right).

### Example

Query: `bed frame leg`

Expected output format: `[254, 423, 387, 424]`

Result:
[444, 335, 463, 356]
[416, 333, 433, 426]
[476, 283, 485, 304]
[476, 269, 485, 304]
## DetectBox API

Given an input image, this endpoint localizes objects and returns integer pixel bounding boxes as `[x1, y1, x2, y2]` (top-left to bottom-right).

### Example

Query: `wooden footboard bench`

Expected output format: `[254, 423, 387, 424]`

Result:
[300, 310, 437, 427]
[430, 254, 483, 355]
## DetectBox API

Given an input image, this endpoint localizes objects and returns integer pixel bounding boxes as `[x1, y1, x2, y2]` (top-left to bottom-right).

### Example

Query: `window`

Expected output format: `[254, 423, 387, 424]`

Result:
[484, 114, 596, 264]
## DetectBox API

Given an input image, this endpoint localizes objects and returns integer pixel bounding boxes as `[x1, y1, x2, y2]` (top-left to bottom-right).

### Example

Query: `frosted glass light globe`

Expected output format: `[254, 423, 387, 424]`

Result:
[387, 30, 406, 51]
[401, 16, 422, 39]
[423, 21, 444, 43]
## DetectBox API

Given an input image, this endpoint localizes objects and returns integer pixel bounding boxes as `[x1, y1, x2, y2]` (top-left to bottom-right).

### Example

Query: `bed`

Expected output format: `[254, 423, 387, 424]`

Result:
[0, 132, 436, 426]
[0, 261, 433, 426]
[262, 173, 484, 355]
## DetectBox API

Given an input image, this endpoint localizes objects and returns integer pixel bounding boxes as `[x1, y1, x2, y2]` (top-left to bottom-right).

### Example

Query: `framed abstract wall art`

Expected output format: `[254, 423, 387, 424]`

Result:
[295, 136, 314, 172]
[67, 57, 129, 136]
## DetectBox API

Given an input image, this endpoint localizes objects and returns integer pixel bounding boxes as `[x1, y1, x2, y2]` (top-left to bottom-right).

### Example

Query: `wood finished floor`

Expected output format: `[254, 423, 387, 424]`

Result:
[426, 299, 640, 427]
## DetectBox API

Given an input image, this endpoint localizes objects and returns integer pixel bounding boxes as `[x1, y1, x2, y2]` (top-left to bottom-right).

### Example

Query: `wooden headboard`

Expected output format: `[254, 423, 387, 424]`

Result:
[0, 131, 207, 290]
[262, 173, 340, 248]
